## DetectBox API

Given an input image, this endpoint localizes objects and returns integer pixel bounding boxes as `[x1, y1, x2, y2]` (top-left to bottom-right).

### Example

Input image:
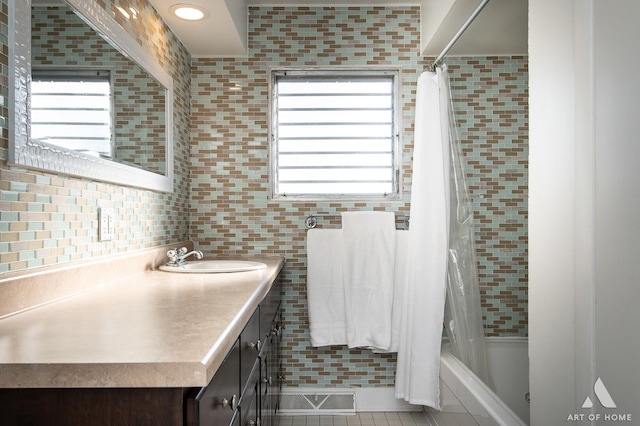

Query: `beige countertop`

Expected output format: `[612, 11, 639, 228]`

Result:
[0, 255, 285, 389]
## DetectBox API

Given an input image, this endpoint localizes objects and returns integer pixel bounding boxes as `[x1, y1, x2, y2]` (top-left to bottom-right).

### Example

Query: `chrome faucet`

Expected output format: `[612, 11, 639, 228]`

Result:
[166, 247, 203, 266]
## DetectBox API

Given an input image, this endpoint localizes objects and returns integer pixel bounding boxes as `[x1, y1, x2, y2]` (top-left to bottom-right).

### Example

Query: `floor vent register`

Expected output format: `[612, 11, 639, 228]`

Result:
[279, 392, 356, 415]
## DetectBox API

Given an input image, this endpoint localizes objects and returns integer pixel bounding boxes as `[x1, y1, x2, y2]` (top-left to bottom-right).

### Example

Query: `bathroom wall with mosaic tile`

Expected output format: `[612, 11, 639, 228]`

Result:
[0, 0, 191, 274]
[190, 6, 528, 388]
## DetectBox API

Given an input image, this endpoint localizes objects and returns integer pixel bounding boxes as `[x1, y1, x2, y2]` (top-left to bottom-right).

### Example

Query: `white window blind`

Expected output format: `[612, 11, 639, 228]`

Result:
[31, 69, 113, 158]
[271, 70, 399, 199]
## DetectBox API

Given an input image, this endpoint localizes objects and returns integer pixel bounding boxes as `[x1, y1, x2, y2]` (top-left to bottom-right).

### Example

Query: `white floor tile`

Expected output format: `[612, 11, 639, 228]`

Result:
[279, 412, 436, 426]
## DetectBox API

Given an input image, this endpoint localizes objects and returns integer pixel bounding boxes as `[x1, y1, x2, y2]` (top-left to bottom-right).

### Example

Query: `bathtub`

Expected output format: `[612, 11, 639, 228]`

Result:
[429, 338, 529, 426]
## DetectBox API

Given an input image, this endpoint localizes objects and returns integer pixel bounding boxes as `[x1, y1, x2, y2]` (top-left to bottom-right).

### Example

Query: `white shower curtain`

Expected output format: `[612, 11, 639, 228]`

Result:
[394, 68, 450, 409]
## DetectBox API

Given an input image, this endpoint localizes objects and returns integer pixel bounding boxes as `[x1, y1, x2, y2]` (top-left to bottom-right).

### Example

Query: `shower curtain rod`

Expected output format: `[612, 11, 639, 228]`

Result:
[430, 0, 491, 70]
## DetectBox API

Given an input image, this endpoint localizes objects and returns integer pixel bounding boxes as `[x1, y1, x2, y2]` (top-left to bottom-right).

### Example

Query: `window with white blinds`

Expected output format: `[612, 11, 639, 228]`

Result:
[271, 70, 400, 199]
[31, 69, 113, 158]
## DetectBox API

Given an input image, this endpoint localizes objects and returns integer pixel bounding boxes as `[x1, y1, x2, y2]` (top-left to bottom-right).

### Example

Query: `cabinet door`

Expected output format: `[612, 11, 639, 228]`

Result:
[240, 308, 261, 396]
[272, 307, 283, 414]
[240, 361, 260, 426]
[192, 339, 240, 426]
[259, 340, 272, 426]
[259, 275, 282, 338]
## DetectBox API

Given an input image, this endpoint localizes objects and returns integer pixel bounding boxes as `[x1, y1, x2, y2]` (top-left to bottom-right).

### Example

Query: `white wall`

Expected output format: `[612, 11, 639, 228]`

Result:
[419, 0, 456, 54]
[593, 0, 640, 417]
[529, 0, 581, 422]
[530, 0, 640, 424]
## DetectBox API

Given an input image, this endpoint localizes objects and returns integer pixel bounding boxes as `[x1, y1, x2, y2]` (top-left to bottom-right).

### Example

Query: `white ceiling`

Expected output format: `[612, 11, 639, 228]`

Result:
[422, 0, 528, 57]
[147, 0, 528, 58]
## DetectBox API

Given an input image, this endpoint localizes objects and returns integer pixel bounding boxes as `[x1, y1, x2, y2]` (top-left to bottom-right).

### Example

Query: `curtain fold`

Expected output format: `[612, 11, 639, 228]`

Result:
[394, 68, 450, 409]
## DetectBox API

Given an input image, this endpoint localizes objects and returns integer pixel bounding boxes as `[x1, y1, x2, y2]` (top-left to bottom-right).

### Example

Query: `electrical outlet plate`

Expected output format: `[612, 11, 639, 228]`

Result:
[99, 208, 115, 241]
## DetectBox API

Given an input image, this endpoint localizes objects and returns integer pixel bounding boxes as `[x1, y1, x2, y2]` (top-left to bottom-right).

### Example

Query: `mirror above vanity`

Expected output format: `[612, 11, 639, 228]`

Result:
[8, 0, 174, 193]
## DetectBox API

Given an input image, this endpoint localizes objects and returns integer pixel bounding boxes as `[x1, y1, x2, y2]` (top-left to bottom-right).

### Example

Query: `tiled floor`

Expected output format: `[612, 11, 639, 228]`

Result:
[278, 411, 479, 426]
[424, 411, 479, 426]
[278, 412, 429, 426]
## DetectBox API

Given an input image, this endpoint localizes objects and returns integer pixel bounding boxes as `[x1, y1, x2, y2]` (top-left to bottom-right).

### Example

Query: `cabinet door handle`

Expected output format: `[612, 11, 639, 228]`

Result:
[221, 394, 238, 411]
[248, 339, 261, 352]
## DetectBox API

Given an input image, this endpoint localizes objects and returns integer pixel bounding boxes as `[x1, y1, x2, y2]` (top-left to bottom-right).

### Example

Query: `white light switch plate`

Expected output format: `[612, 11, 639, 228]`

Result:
[99, 208, 115, 241]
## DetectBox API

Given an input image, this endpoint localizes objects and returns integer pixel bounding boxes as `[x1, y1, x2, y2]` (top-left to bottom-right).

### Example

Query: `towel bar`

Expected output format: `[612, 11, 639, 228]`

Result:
[304, 213, 410, 229]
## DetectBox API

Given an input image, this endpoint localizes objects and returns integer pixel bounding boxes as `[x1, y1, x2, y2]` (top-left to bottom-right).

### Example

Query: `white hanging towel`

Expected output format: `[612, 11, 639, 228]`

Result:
[341, 211, 396, 351]
[394, 69, 450, 409]
[307, 229, 348, 347]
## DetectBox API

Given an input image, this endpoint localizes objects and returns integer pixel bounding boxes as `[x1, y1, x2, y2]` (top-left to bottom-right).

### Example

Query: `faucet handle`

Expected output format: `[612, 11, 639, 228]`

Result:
[167, 249, 178, 262]
[177, 247, 188, 256]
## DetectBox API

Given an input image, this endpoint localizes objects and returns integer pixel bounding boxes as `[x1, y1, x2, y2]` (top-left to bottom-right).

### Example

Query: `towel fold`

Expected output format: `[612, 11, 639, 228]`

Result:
[388, 230, 409, 353]
[341, 211, 396, 350]
[306, 229, 347, 347]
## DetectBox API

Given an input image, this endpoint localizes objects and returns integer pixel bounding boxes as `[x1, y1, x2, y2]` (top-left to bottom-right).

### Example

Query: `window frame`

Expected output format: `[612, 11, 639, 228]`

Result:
[269, 68, 402, 201]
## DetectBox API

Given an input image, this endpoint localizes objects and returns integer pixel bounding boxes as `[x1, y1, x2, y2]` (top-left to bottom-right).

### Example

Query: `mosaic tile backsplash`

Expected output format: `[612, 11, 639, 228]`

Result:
[0, 0, 191, 273]
[191, 6, 528, 388]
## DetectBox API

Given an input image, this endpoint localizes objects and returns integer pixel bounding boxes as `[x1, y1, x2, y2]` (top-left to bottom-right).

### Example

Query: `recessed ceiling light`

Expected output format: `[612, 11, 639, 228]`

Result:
[170, 4, 208, 21]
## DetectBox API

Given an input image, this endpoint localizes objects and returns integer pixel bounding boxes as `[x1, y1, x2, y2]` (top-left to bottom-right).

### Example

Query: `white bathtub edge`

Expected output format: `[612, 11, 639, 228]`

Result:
[439, 339, 529, 426]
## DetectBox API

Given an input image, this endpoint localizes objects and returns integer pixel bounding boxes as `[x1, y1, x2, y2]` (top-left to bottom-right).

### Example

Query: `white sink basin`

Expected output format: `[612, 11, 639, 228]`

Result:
[159, 260, 267, 273]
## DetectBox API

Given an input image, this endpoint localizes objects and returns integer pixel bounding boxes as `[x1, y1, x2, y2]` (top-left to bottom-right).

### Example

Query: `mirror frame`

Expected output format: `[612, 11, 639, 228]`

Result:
[8, 0, 174, 193]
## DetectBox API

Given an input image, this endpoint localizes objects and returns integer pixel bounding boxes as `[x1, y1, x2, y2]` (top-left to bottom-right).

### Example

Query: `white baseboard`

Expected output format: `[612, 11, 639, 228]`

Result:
[280, 387, 421, 413]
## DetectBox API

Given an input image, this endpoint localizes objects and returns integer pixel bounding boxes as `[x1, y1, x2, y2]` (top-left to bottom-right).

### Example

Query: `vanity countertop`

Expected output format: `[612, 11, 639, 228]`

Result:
[0, 255, 285, 389]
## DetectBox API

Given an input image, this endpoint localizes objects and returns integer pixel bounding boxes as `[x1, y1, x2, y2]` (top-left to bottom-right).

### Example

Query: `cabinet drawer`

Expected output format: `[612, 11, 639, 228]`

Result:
[240, 308, 261, 391]
[191, 339, 240, 426]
